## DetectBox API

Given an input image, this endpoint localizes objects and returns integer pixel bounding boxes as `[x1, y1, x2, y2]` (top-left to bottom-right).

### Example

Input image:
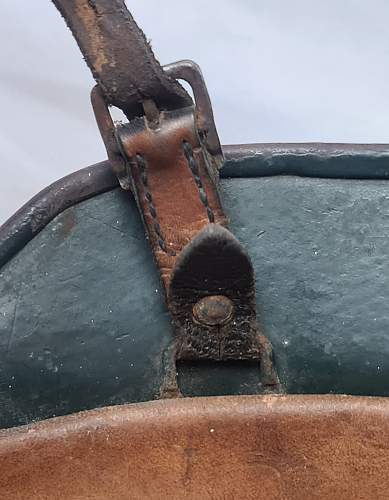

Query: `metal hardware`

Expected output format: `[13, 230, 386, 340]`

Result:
[192, 295, 234, 326]
[164, 60, 223, 169]
[91, 86, 130, 190]
[91, 60, 224, 190]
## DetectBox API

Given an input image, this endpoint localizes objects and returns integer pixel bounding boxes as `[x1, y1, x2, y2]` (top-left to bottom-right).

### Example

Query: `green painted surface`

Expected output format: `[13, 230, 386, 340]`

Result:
[2, 175, 389, 427]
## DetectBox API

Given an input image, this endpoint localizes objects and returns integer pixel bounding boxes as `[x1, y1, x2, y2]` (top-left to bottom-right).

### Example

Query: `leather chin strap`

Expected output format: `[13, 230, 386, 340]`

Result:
[53, 0, 280, 395]
[52, 0, 192, 118]
[116, 104, 227, 289]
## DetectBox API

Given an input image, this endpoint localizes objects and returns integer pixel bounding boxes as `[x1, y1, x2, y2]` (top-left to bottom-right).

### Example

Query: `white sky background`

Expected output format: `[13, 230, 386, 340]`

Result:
[1, 0, 389, 224]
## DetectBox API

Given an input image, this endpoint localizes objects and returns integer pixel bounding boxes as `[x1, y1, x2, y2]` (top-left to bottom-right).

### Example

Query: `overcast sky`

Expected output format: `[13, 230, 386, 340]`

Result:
[1, 1, 389, 223]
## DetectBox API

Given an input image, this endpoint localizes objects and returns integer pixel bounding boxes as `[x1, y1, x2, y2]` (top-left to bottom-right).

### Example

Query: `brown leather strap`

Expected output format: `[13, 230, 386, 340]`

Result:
[2, 395, 389, 499]
[52, 0, 191, 118]
[117, 106, 227, 289]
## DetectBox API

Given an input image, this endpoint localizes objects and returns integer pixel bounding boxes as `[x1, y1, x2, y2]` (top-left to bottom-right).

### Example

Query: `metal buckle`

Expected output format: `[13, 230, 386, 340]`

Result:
[91, 59, 223, 190]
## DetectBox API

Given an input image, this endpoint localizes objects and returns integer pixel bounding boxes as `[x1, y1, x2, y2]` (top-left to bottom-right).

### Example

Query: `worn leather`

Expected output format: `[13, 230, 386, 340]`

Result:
[52, 0, 191, 118]
[1, 395, 389, 499]
[118, 109, 226, 288]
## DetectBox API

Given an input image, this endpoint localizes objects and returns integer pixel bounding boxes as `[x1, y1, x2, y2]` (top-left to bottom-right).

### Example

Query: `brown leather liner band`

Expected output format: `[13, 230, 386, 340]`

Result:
[1, 395, 389, 499]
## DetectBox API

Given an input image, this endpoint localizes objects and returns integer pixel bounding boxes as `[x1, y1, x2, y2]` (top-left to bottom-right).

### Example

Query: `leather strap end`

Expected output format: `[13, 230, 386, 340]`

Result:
[52, 0, 192, 117]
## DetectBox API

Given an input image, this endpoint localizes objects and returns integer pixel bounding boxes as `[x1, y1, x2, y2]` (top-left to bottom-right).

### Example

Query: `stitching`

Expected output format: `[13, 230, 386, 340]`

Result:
[135, 154, 176, 256]
[182, 141, 215, 223]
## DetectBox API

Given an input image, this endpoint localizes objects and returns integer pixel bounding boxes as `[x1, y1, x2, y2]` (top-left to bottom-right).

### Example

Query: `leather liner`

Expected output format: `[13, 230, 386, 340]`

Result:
[1, 394, 389, 499]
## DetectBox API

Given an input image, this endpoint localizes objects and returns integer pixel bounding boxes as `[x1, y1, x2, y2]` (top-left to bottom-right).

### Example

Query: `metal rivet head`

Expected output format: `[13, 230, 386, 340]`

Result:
[192, 295, 234, 326]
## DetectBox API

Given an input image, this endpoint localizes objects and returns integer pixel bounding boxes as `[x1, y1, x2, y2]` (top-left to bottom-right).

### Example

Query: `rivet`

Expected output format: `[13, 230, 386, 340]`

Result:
[192, 295, 234, 326]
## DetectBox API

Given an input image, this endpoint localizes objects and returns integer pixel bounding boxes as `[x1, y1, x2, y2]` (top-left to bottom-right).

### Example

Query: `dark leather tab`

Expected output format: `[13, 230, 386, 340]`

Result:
[168, 224, 280, 390]
[169, 224, 260, 360]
